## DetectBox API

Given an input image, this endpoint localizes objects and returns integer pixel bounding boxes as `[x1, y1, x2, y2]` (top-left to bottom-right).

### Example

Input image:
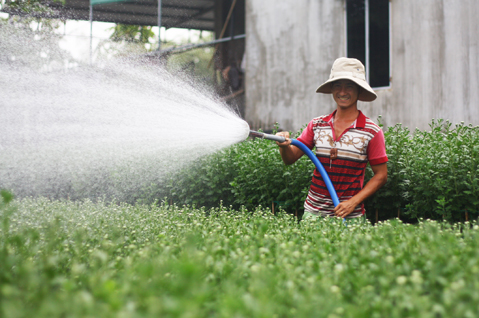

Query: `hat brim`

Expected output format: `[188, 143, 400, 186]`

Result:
[316, 76, 377, 102]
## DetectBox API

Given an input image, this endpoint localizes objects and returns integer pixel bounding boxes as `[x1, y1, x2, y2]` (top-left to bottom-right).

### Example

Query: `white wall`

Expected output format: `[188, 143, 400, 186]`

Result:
[245, 0, 345, 131]
[245, 0, 479, 132]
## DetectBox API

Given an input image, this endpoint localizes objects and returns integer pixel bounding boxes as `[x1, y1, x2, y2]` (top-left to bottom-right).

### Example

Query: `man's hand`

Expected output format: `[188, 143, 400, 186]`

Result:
[333, 199, 358, 218]
[275, 131, 304, 165]
[275, 131, 291, 148]
[333, 163, 388, 218]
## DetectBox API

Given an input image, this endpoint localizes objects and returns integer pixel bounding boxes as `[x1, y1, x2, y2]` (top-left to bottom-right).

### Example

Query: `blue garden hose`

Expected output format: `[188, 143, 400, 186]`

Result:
[249, 130, 340, 207]
[289, 139, 340, 207]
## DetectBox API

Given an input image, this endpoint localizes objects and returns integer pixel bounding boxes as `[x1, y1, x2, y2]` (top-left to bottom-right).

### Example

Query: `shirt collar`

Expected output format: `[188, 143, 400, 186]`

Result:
[323, 110, 366, 128]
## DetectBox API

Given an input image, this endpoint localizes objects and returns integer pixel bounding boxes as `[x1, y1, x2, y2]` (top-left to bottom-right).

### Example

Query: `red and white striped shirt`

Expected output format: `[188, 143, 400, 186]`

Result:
[297, 110, 388, 218]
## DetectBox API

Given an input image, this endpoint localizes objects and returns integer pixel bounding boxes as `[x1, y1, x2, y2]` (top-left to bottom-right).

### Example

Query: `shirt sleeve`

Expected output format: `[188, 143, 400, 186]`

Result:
[367, 129, 388, 166]
[296, 120, 315, 149]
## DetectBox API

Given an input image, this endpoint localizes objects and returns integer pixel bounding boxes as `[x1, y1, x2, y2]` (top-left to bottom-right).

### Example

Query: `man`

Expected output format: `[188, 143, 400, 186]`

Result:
[276, 57, 388, 220]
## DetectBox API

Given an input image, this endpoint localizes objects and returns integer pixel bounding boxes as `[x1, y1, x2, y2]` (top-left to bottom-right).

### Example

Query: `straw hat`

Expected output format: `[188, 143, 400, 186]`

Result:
[316, 57, 377, 102]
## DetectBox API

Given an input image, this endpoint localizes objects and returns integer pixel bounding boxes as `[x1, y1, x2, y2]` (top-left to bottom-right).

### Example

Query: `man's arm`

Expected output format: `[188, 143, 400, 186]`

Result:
[334, 162, 388, 218]
[275, 132, 305, 165]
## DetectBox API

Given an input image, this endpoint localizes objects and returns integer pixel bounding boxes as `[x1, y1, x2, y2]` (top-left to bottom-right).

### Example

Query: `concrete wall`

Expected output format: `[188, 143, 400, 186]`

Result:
[245, 0, 479, 132]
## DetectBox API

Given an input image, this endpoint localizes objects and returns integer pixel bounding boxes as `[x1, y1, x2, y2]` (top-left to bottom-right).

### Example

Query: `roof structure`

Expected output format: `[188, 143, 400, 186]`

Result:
[1, 0, 216, 30]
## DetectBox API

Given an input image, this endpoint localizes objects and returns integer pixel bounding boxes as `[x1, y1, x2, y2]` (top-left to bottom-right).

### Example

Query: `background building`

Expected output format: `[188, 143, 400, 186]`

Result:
[245, 0, 479, 131]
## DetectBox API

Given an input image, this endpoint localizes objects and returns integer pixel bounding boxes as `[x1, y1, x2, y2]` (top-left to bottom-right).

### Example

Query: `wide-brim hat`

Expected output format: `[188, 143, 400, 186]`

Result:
[316, 57, 377, 102]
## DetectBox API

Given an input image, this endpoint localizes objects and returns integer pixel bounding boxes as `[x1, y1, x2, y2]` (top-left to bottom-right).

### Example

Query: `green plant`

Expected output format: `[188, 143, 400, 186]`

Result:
[398, 120, 478, 221]
[160, 125, 313, 215]
[364, 121, 414, 222]
[229, 126, 313, 215]
[364, 119, 479, 223]
[162, 146, 240, 209]
[2, 198, 479, 317]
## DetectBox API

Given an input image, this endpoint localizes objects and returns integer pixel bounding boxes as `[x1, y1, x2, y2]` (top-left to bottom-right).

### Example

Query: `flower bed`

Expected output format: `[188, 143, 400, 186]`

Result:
[1, 196, 479, 317]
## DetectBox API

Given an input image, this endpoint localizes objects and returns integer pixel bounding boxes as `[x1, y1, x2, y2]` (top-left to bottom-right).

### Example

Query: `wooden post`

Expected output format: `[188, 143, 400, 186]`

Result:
[398, 208, 401, 219]
[465, 209, 469, 222]
[375, 208, 378, 224]
[272, 202, 275, 215]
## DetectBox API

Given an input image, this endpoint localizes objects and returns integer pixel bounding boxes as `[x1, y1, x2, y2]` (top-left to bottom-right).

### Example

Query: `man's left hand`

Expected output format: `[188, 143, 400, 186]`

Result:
[333, 163, 387, 219]
[333, 200, 357, 218]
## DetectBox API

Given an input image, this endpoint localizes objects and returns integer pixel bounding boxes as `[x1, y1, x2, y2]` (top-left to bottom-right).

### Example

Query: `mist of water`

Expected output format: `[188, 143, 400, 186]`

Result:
[0, 24, 250, 201]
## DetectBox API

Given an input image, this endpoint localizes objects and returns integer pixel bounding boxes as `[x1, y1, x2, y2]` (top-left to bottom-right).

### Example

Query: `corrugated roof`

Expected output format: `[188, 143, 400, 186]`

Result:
[1, 0, 216, 30]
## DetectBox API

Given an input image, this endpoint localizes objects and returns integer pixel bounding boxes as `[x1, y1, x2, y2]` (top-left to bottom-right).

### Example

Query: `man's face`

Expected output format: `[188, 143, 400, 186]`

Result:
[331, 80, 359, 109]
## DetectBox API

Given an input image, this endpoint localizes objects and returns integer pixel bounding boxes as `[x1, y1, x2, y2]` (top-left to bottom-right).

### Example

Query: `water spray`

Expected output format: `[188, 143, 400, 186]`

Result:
[248, 130, 340, 208]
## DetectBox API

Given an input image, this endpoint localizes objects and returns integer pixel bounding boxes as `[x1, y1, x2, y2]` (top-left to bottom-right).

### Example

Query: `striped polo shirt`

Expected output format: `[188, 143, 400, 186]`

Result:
[297, 110, 388, 218]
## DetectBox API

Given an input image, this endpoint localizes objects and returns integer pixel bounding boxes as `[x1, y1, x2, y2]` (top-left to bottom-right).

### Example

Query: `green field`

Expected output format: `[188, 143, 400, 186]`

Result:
[1, 198, 479, 317]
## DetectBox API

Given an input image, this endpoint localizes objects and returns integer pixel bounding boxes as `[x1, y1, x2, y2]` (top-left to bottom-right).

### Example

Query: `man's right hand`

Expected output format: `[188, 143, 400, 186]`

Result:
[276, 131, 291, 148]
[276, 131, 304, 165]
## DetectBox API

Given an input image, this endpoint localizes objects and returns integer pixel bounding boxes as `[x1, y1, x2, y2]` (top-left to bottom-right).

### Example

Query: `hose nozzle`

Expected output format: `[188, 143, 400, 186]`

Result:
[249, 130, 286, 143]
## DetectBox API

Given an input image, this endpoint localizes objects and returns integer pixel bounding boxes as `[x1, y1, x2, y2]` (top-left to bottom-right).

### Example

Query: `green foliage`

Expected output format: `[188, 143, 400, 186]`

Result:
[109, 24, 155, 45]
[162, 147, 239, 209]
[229, 127, 312, 214]
[363, 121, 413, 222]
[364, 119, 479, 222]
[96, 24, 158, 58]
[403, 120, 479, 221]
[1, 190, 14, 205]
[3, 0, 65, 14]
[2, 199, 479, 317]
[0, 190, 16, 307]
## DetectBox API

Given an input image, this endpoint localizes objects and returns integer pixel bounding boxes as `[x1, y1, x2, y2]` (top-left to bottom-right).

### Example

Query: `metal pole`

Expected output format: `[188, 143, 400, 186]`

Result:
[157, 0, 162, 51]
[388, 0, 392, 85]
[149, 34, 245, 56]
[230, 6, 235, 40]
[89, 4, 93, 64]
[365, 0, 370, 83]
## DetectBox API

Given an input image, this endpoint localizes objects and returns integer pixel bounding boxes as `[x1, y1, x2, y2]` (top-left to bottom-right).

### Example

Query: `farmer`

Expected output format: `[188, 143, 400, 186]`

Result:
[276, 57, 388, 220]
